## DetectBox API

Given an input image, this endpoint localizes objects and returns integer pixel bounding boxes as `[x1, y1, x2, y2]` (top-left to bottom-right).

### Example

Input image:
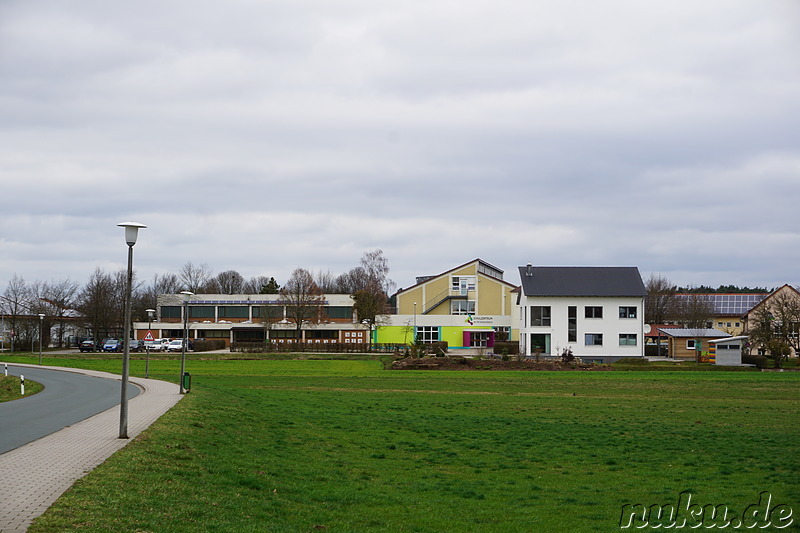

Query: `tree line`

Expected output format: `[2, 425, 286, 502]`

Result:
[0, 250, 394, 350]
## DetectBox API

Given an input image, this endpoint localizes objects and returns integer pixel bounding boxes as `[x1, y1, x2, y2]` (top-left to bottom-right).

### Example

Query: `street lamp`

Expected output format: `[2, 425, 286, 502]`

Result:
[38, 313, 45, 364]
[179, 290, 194, 394]
[145, 308, 155, 379]
[118, 221, 146, 439]
[413, 302, 417, 343]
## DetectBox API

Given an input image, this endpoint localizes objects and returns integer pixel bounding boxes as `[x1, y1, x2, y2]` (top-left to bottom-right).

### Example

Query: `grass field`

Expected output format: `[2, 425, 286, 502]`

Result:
[3, 354, 798, 532]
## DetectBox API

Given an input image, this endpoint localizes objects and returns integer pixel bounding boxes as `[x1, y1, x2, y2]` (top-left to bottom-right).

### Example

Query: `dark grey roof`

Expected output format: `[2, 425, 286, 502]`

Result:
[518, 266, 647, 297]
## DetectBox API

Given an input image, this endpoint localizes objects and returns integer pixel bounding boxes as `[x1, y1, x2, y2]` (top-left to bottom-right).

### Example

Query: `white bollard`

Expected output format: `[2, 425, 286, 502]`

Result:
[3, 363, 7, 376]
[20, 374, 25, 396]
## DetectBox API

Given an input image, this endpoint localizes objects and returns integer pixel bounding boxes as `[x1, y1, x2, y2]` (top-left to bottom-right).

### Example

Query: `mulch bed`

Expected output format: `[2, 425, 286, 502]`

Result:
[391, 356, 612, 371]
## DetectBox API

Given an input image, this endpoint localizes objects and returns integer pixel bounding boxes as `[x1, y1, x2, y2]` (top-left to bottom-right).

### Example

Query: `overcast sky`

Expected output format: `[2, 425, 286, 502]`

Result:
[1, 0, 798, 294]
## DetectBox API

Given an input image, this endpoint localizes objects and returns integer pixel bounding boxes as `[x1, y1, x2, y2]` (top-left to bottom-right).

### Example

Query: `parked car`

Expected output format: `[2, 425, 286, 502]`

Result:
[129, 340, 145, 352]
[145, 338, 171, 352]
[79, 339, 96, 353]
[102, 339, 123, 352]
[167, 339, 192, 352]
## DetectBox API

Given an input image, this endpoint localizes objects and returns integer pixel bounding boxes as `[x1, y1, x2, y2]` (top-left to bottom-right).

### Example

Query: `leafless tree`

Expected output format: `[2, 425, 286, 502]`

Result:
[644, 274, 677, 324]
[351, 250, 394, 332]
[1, 274, 30, 352]
[208, 270, 245, 294]
[673, 293, 716, 362]
[314, 270, 338, 293]
[178, 261, 213, 293]
[42, 278, 79, 347]
[243, 276, 279, 294]
[280, 268, 324, 338]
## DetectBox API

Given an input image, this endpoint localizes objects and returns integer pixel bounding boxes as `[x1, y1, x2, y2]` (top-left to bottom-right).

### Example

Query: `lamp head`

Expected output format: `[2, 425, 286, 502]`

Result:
[117, 221, 147, 246]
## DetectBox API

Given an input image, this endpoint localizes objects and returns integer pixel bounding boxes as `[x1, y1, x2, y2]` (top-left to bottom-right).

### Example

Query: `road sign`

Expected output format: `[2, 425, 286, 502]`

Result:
[144, 330, 155, 341]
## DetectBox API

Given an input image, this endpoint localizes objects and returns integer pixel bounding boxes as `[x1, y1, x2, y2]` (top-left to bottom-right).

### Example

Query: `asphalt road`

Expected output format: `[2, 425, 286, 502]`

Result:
[0, 365, 139, 454]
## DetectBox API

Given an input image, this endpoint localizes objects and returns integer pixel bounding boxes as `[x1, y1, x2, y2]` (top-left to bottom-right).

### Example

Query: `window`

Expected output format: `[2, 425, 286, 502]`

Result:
[687, 339, 696, 350]
[307, 330, 338, 339]
[271, 330, 298, 339]
[416, 326, 439, 343]
[198, 330, 228, 339]
[188, 306, 215, 319]
[451, 276, 476, 294]
[585, 333, 603, 346]
[530, 306, 551, 326]
[493, 326, 510, 341]
[160, 306, 181, 319]
[619, 306, 637, 319]
[451, 300, 476, 315]
[619, 334, 637, 346]
[218, 306, 249, 319]
[325, 306, 353, 319]
[568, 306, 577, 343]
[585, 306, 603, 319]
[530, 333, 550, 353]
[253, 306, 283, 319]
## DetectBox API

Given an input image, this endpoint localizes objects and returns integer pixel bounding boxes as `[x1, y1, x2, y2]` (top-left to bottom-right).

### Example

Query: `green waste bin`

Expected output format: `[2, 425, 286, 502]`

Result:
[182, 372, 191, 391]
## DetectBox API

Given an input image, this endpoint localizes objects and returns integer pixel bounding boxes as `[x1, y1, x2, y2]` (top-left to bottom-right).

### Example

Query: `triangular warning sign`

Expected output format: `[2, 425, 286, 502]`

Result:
[144, 330, 155, 341]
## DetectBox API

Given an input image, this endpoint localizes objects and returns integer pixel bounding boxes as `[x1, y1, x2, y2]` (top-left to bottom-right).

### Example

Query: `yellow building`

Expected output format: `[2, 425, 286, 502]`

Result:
[376, 259, 518, 351]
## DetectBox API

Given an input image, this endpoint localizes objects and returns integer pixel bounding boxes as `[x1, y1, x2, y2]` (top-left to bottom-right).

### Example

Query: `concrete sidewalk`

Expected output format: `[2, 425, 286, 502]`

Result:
[0, 366, 184, 533]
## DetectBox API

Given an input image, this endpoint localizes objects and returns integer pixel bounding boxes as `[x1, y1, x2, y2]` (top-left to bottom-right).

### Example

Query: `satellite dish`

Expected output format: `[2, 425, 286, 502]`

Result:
[643, 324, 652, 334]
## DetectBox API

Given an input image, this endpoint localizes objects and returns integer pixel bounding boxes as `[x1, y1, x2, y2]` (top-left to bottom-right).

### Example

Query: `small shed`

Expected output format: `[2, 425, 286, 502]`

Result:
[709, 336, 747, 366]
[657, 328, 730, 360]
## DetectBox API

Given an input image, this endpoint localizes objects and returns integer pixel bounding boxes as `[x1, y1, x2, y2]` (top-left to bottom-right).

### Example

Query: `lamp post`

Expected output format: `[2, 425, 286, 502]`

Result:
[118, 221, 146, 439]
[145, 308, 155, 379]
[179, 290, 194, 394]
[413, 302, 417, 343]
[38, 313, 45, 364]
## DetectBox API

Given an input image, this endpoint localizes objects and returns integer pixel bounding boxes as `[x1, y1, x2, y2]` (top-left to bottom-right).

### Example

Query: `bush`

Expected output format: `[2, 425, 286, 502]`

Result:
[192, 339, 226, 352]
[742, 353, 768, 369]
[494, 341, 519, 355]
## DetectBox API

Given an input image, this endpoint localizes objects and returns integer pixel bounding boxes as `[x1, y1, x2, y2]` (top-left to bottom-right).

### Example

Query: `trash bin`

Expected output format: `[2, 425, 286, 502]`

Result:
[182, 372, 191, 391]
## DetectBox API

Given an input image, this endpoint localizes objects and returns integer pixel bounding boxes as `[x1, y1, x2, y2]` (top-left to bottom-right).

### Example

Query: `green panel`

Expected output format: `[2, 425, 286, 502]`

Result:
[375, 326, 415, 345]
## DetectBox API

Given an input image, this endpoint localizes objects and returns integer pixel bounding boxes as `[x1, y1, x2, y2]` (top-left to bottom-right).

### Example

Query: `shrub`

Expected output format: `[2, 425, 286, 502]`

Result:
[742, 353, 768, 369]
[192, 339, 226, 352]
[495, 341, 519, 355]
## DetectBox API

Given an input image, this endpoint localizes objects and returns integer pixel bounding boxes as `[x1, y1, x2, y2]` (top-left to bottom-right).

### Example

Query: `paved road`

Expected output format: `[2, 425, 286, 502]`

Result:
[0, 364, 139, 454]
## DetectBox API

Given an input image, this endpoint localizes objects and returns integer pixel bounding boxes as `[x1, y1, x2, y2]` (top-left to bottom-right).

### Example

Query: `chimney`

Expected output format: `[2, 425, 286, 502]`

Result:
[526, 263, 533, 276]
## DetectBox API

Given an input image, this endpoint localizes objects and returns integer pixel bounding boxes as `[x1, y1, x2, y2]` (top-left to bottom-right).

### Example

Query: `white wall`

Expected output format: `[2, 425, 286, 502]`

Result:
[518, 296, 644, 359]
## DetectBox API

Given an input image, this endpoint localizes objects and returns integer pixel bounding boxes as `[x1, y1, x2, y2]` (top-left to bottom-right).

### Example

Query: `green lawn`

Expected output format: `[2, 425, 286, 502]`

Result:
[6, 355, 797, 532]
[0, 374, 43, 401]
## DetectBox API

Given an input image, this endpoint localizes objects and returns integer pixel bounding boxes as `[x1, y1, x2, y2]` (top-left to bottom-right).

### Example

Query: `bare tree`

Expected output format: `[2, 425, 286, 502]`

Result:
[314, 270, 338, 293]
[351, 250, 394, 335]
[360, 249, 395, 294]
[243, 276, 279, 294]
[1, 274, 30, 352]
[141, 273, 182, 311]
[209, 270, 245, 294]
[280, 268, 324, 339]
[178, 261, 214, 293]
[335, 267, 368, 294]
[644, 274, 677, 325]
[42, 278, 79, 347]
[674, 293, 716, 362]
[76, 268, 117, 340]
[769, 289, 800, 358]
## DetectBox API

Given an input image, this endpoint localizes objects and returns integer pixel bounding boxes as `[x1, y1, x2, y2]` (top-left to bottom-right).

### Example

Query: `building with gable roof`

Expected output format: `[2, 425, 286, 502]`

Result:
[516, 264, 647, 363]
[375, 259, 519, 351]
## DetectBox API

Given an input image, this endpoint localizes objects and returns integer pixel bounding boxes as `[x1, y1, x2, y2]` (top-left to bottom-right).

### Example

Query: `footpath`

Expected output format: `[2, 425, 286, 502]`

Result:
[0, 366, 184, 533]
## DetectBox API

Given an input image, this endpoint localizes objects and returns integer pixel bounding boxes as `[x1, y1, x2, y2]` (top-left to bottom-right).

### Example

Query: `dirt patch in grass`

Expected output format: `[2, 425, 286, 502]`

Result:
[391, 356, 612, 371]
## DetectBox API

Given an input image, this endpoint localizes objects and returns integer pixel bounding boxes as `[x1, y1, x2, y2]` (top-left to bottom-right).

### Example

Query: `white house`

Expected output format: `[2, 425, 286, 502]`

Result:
[517, 265, 648, 363]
